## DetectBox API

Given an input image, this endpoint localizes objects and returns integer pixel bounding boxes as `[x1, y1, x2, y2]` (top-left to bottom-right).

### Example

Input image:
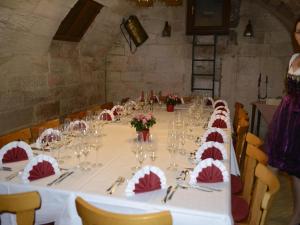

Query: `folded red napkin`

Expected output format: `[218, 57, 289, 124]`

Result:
[201, 147, 223, 160]
[216, 112, 226, 116]
[197, 164, 223, 183]
[28, 160, 55, 181]
[216, 106, 227, 112]
[134, 171, 161, 193]
[206, 131, 224, 143]
[215, 102, 226, 108]
[102, 113, 112, 121]
[212, 119, 227, 128]
[2, 147, 28, 163]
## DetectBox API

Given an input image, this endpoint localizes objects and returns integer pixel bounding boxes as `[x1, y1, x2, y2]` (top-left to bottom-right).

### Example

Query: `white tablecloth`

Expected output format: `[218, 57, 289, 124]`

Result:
[0, 107, 238, 225]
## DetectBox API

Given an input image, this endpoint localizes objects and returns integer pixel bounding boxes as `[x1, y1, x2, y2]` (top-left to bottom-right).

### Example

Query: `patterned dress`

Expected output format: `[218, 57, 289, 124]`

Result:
[266, 53, 300, 178]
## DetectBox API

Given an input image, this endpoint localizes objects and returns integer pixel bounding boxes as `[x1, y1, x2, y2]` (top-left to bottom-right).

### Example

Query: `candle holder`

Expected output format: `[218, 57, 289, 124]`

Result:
[258, 73, 268, 101]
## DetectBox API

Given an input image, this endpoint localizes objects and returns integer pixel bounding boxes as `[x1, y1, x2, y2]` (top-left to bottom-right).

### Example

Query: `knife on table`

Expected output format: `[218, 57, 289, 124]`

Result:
[163, 185, 173, 203]
[55, 171, 74, 184]
[168, 184, 179, 201]
[47, 172, 69, 186]
[0, 167, 12, 171]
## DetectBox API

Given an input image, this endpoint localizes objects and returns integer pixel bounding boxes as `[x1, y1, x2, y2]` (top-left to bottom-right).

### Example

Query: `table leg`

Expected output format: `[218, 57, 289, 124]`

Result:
[250, 104, 256, 133]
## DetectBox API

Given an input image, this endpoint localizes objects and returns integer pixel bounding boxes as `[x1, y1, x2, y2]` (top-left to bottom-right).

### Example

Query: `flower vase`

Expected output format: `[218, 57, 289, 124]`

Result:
[166, 104, 175, 112]
[137, 129, 150, 142]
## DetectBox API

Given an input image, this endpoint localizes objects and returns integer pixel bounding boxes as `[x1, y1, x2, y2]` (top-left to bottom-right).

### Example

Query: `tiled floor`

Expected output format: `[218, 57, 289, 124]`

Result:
[267, 172, 293, 225]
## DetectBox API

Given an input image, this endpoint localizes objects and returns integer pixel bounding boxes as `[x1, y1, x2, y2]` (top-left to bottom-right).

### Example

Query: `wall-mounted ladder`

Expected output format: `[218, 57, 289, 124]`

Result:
[191, 35, 218, 98]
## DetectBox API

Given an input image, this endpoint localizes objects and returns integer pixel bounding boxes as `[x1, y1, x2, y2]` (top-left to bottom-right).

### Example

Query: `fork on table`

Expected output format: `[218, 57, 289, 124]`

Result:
[106, 176, 125, 195]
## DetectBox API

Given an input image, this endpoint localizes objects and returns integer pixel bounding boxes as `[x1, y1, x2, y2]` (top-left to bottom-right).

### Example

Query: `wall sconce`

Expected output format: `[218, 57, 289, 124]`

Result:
[120, 15, 149, 53]
[162, 21, 171, 37]
[243, 20, 254, 37]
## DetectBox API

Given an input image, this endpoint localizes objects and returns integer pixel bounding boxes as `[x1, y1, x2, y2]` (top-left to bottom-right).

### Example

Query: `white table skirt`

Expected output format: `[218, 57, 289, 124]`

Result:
[0, 108, 238, 225]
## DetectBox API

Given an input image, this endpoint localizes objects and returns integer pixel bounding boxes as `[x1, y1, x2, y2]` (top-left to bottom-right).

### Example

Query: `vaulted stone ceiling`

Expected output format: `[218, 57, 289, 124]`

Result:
[254, 0, 300, 31]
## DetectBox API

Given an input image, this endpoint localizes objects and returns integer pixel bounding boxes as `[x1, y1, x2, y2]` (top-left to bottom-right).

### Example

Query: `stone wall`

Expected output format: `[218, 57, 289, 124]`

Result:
[221, 0, 292, 137]
[106, 2, 193, 102]
[0, 0, 131, 135]
[106, 0, 292, 138]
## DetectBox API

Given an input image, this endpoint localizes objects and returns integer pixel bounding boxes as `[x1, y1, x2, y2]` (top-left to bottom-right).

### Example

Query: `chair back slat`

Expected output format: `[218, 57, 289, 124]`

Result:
[30, 119, 60, 142]
[245, 132, 264, 148]
[233, 102, 244, 133]
[75, 197, 172, 225]
[0, 191, 41, 225]
[101, 102, 114, 110]
[235, 119, 249, 168]
[244, 164, 280, 225]
[241, 145, 268, 204]
[0, 128, 32, 148]
[65, 111, 87, 121]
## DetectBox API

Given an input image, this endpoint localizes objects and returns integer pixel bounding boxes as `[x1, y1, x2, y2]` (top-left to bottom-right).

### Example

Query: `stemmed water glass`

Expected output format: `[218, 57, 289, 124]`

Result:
[146, 134, 157, 162]
[74, 143, 83, 170]
[132, 142, 146, 171]
[92, 127, 103, 167]
[178, 130, 186, 155]
[80, 143, 91, 171]
[167, 127, 179, 171]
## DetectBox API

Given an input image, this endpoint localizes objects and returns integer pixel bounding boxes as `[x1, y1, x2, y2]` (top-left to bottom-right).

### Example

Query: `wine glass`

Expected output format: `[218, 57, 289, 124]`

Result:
[74, 144, 83, 170]
[178, 131, 186, 155]
[167, 131, 179, 171]
[92, 128, 103, 167]
[80, 143, 91, 171]
[132, 142, 146, 171]
[146, 134, 157, 162]
[136, 148, 147, 169]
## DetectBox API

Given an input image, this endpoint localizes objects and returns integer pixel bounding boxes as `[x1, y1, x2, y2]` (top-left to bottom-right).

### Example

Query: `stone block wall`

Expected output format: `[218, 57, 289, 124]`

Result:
[106, 2, 194, 102]
[105, 0, 292, 139]
[220, 0, 292, 137]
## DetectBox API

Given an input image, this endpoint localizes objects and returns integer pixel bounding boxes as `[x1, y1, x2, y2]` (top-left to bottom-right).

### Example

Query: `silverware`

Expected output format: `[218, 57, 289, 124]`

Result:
[195, 185, 222, 192]
[162, 185, 173, 203]
[0, 167, 12, 171]
[55, 171, 74, 184]
[47, 172, 69, 186]
[5, 169, 23, 181]
[168, 184, 179, 201]
[106, 176, 125, 195]
[178, 183, 213, 192]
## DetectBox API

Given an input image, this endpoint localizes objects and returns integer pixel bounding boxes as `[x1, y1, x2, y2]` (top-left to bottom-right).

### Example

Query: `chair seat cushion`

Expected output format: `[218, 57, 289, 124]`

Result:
[231, 195, 249, 222]
[231, 174, 242, 194]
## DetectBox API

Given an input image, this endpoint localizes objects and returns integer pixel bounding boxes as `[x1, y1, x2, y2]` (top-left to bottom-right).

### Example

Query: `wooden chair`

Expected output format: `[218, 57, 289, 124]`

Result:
[0, 191, 41, 225]
[75, 197, 172, 225]
[87, 105, 102, 114]
[240, 144, 268, 204]
[231, 139, 267, 195]
[30, 118, 60, 142]
[245, 132, 264, 148]
[65, 111, 87, 121]
[233, 102, 244, 134]
[235, 118, 249, 168]
[235, 163, 280, 225]
[182, 96, 193, 103]
[0, 128, 32, 148]
[100, 102, 114, 110]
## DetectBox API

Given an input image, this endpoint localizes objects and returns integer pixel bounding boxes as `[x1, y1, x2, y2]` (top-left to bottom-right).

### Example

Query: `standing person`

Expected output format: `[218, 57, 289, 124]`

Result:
[266, 17, 300, 225]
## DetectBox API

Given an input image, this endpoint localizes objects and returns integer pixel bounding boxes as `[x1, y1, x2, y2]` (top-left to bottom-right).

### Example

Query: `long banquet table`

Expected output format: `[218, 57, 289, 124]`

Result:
[0, 106, 238, 225]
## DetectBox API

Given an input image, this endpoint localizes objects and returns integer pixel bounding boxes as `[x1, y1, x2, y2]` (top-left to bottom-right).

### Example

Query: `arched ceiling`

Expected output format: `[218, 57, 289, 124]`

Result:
[254, 0, 300, 31]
